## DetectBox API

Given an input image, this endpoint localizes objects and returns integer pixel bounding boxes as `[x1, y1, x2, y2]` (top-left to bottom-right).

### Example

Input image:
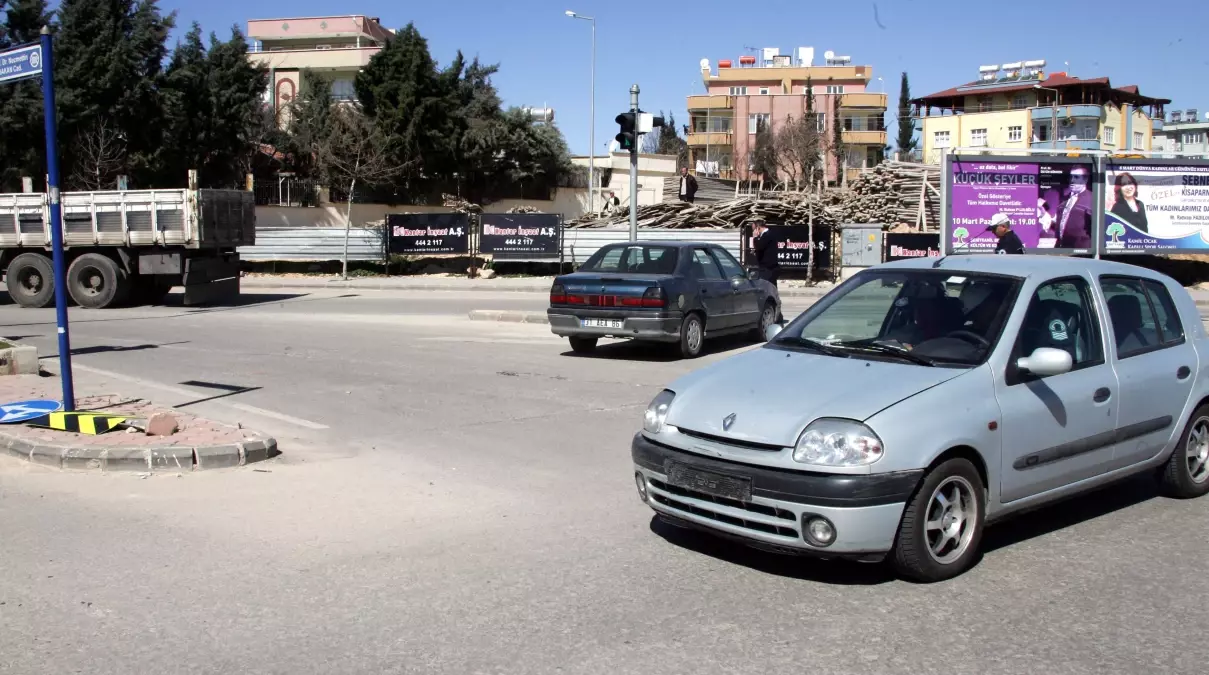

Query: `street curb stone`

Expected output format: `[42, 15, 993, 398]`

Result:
[0, 429, 277, 473]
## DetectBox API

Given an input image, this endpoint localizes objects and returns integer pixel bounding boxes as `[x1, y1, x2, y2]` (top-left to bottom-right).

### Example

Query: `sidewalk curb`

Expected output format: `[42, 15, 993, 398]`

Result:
[468, 310, 551, 325]
[0, 430, 277, 473]
[243, 277, 834, 298]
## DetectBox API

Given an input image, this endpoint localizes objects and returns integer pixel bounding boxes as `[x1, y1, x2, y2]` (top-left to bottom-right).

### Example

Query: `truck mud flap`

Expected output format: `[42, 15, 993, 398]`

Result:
[183, 255, 241, 306]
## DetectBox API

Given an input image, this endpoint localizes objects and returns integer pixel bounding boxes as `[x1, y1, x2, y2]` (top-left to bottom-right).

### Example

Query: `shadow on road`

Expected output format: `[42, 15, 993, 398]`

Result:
[648, 516, 895, 586]
[560, 335, 761, 362]
[0, 292, 312, 329]
[41, 341, 191, 359]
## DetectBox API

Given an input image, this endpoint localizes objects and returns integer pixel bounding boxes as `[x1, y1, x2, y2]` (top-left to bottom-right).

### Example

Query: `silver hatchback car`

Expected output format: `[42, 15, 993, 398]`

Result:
[632, 255, 1209, 582]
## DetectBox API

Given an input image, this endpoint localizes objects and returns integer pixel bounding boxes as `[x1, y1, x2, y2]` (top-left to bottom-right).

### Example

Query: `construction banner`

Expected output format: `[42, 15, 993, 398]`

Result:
[27, 412, 129, 435]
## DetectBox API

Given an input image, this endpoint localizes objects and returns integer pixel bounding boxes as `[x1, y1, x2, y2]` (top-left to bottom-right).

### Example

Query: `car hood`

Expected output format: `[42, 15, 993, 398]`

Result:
[664, 347, 968, 447]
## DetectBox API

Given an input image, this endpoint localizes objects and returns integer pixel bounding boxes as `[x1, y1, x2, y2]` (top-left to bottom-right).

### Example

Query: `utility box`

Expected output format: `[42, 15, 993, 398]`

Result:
[841, 225, 883, 267]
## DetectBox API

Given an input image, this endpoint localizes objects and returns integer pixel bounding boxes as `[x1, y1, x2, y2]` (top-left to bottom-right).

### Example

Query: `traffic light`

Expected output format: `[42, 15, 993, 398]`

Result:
[615, 112, 636, 151]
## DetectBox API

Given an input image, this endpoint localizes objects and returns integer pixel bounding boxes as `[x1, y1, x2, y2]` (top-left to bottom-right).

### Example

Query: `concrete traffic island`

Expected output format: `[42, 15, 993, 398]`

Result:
[0, 376, 277, 473]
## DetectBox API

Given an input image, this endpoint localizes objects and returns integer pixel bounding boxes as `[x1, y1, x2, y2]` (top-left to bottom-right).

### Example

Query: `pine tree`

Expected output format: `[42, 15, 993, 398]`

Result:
[896, 72, 917, 154]
[202, 26, 268, 187]
[0, 0, 53, 190]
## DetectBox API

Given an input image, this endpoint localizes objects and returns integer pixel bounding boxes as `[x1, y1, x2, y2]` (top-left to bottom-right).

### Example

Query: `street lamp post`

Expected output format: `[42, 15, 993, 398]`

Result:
[566, 10, 596, 216]
[1035, 84, 1059, 149]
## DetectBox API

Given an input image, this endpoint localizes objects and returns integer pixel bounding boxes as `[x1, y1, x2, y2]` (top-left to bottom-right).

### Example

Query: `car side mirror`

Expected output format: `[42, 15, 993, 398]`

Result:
[1016, 347, 1072, 377]
[731, 277, 746, 289]
[764, 323, 783, 341]
[747, 269, 759, 281]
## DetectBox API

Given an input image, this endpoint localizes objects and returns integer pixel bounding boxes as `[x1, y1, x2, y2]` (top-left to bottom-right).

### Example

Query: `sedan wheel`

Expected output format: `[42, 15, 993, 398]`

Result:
[751, 302, 776, 342]
[1160, 405, 1209, 499]
[678, 314, 704, 359]
[893, 458, 985, 582]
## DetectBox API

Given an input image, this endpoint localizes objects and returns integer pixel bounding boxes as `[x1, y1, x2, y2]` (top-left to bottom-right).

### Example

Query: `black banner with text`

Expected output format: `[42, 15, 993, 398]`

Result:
[479, 214, 562, 259]
[884, 233, 941, 262]
[387, 213, 470, 255]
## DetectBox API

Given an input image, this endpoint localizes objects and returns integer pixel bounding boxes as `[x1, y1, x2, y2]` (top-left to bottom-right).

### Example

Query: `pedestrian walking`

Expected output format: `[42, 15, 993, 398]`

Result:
[678, 167, 698, 204]
[988, 212, 1025, 254]
[750, 218, 780, 286]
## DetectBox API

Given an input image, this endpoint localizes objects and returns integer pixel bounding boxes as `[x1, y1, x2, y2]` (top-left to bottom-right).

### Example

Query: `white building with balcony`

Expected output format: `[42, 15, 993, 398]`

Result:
[247, 15, 394, 117]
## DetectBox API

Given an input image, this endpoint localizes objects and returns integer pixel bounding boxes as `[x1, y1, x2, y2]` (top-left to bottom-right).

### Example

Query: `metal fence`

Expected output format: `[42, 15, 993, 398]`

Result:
[239, 227, 384, 262]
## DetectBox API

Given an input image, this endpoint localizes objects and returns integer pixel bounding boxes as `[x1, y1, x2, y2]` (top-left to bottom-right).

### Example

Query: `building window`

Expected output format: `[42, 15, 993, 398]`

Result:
[1104, 126, 1115, 144]
[826, 85, 844, 94]
[729, 86, 747, 96]
[330, 79, 357, 101]
[758, 87, 770, 95]
[1011, 93, 1029, 110]
[1184, 132, 1205, 144]
[816, 112, 826, 132]
[748, 113, 770, 134]
[977, 96, 992, 113]
[1035, 124, 1050, 142]
[971, 128, 988, 146]
[1133, 131, 1144, 149]
[934, 130, 951, 148]
[867, 115, 884, 131]
[1008, 125, 1023, 142]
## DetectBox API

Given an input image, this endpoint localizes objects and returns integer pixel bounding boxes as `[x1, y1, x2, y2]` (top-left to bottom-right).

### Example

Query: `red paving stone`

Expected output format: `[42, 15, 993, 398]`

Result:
[0, 375, 254, 448]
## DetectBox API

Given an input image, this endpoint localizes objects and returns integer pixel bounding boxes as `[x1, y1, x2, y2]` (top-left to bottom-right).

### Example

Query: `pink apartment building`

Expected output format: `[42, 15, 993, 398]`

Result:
[687, 47, 888, 184]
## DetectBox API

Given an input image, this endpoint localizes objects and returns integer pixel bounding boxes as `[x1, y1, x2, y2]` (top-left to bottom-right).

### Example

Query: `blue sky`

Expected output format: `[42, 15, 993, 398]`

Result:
[161, 0, 1207, 155]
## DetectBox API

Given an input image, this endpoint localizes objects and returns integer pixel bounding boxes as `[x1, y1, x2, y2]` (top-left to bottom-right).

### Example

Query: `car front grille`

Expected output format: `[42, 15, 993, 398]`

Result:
[648, 478, 799, 539]
[677, 427, 785, 452]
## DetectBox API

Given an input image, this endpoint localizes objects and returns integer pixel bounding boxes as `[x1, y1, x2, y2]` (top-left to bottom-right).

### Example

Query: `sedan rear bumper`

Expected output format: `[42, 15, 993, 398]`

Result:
[548, 309, 683, 342]
[632, 433, 919, 557]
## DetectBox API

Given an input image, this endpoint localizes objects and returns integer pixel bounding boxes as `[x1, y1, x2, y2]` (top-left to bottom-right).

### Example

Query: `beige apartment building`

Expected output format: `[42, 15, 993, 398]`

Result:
[687, 47, 888, 185]
[246, 15, 394, 116]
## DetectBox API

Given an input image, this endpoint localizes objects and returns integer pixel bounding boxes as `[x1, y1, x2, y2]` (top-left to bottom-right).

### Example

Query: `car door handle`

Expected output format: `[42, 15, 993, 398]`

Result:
[1178, 366, 1191, 380]
[1093, 387, 1111, 403]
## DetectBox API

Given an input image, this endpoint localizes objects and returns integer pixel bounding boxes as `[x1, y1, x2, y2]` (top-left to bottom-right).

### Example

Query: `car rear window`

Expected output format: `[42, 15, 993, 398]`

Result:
[580, 245, 678, 274]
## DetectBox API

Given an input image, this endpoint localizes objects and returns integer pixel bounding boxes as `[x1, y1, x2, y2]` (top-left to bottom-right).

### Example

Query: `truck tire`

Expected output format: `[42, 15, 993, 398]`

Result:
[6, 253, 55, 308]
[66, 253, 129, 309]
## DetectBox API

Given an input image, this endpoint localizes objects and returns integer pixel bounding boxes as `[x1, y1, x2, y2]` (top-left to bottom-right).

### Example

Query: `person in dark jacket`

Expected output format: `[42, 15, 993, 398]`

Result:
[988, 212, 1025, 254]
[750, 218, 780, 285]
[678, 167, 698, 203]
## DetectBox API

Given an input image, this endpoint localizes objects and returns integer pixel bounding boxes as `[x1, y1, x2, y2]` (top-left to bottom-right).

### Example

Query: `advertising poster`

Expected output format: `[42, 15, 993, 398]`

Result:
[387, 213, 470, 255]
[479, 214, 561, 258]
[1102, 161, 1209, 252]
[884, 233, 941, 262]
[949, 159, 1095, 254]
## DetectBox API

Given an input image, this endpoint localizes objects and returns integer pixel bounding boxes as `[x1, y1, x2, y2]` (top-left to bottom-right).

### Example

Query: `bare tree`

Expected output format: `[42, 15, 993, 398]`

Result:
[69, 118, 127, 191]
[773, 114, 823, 190]
[316, 104, 409, 278]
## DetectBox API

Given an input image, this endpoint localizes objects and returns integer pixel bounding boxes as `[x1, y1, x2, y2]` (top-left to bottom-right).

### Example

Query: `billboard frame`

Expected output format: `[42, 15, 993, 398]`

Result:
[1100, 155, 1209, 255]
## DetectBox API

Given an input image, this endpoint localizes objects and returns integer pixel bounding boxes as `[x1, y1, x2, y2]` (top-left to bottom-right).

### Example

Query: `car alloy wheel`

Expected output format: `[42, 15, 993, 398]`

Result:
[679, 314, 703, 358]
[924, 476, 978, 565]
[1160, 405, 1209, 499]
[1185, 417, 1209, 484]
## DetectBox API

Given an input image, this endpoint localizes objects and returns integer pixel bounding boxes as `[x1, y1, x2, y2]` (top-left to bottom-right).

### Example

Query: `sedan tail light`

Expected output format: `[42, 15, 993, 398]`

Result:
[641, 287, 667, 308]
[550, 284, 566, 305]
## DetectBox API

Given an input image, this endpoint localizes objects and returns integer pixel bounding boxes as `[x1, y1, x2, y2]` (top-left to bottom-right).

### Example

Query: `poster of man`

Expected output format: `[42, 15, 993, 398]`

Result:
[1103, 161, 1209, 252]
[1035, 163, 1094, 249]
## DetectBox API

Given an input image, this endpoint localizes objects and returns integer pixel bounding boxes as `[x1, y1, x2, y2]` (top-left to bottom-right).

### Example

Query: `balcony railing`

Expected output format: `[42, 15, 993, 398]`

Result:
[841, 130, 887, 145]
[687, 131, 733, 147]
[248, 46, 381, 70]
[838, 92, 888, 109]
[687, 95, 733, 110]
[1030, 104, 1103, 120]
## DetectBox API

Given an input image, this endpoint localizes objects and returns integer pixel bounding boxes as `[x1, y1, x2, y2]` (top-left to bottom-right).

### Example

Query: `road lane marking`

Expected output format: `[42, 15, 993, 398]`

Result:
[63, 362, 330, 430]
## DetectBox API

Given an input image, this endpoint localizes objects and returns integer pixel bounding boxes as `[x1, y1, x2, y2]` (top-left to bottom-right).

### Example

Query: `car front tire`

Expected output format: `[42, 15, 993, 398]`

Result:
[751, 301, 777, 342]
[892, 458, 985, 583]
[1159, 405, 1209, 499]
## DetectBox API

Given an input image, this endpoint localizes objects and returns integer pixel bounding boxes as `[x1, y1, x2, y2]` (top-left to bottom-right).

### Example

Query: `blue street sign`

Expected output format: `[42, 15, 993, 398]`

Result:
[0, 399, 62, 424]
[0, 43, 43, 85]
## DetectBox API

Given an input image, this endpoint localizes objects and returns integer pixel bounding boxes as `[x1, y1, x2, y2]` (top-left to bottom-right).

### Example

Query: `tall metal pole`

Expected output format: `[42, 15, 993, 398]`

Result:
[589, 18, 595, 216]
[629, 84, 639, 240]
[40, 26, 74, 411]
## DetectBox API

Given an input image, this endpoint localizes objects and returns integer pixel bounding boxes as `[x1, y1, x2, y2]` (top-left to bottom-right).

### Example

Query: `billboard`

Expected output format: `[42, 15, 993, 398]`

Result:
[947, 157, 1096, 255]
[387, 213, 470, 255]
[884, 233, 941, 262]
[479, 214, 562, 259]
[1102, 160, 1209, 253]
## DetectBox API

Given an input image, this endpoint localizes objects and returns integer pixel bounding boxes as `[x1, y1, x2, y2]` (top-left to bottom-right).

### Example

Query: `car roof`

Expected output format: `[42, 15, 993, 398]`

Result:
[878, 254, 1177, 284]
[603, 241, 718, 249]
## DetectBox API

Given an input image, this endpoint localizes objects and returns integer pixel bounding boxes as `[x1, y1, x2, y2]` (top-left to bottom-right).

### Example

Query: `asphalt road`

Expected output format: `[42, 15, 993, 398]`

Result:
[2, 288, 1208, 674]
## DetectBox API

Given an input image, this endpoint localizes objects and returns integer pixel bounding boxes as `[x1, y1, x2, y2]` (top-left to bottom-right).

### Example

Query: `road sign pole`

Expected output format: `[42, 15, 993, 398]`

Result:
[629, 84, 639, 240]
[40, 27, 74, 411]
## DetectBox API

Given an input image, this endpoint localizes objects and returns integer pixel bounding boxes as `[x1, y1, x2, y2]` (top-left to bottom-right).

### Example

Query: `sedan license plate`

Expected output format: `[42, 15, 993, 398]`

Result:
[581, 318, 623, 329]
[665, 461, 752, 502]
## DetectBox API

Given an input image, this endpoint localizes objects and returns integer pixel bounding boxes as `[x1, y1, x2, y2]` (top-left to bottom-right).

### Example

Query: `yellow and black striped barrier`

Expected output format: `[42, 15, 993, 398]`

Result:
[27, 412, 129, 435]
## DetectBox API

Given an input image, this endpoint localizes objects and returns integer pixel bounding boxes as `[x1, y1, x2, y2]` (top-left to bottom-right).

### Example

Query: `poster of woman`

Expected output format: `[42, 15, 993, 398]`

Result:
[1103, 161, 1209, 252]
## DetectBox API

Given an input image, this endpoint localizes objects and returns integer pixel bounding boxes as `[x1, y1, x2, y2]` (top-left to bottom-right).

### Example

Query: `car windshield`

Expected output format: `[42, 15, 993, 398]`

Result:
[580, 245, 678, 274]
[773, 269, 1021, 367]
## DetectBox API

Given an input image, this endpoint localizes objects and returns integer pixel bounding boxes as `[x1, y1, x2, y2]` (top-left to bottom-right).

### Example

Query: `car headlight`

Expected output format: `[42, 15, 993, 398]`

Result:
[792, 419, 884, 467]
[643, 390, 676, 434]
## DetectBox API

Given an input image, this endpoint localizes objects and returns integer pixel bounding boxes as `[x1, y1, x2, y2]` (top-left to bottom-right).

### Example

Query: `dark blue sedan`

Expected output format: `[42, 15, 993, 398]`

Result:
[547, 241, 782, 358]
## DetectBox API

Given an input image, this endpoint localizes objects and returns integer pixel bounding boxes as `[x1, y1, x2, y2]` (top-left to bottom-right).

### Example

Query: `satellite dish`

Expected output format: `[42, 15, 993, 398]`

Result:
[823, 50, 835, 61]
[700, 58, 709, 70]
